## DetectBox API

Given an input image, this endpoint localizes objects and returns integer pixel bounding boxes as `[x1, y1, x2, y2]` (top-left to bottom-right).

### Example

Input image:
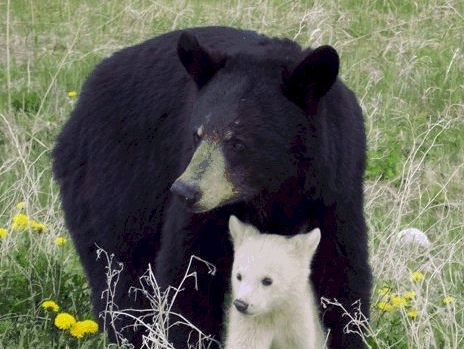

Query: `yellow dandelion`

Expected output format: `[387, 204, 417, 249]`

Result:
[41, 300, 59, 312]
[377, 302, 393, 312]
[391, 295, 407, 307]
[31, 220, 48, 233]
[54, 236, 67, 246]
[69, 320, 99, 338]
[443, 296, 455, 305]
[54, 312, 76, 330]
[407, 309, 418, 319]
[69, 322, 86, 338]
[0, 228, 7, 238]
[67, 90, 78, 98]
[378, 287, 391, 296]
[12, 213, 30, 230]
[79, 319, 99, 334]
[16, 201, 26, 209]
[411, 271, 424, 282]
[403, 290, 416, 300]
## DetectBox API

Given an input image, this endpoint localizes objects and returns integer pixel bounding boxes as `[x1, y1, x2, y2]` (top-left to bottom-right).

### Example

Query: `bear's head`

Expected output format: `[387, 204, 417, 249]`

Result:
[228, 215, 320, 316]
[171, 31, 339, 213]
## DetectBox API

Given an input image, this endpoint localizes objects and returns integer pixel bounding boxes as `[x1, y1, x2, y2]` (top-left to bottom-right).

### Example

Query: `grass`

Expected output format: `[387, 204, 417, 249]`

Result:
[0, 0, 463, 348]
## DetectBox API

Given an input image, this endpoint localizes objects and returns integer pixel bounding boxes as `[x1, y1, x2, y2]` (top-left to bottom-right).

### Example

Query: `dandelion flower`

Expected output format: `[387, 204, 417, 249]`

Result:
[377, 302, 393, 312]
[69, 320, 99, 338]
[0, 228, 7, 238]
[54, 236, 67, 246]
[408, 309, 418, 319]
[79, 319, 98, 334]
[378, 287, 391, 296]
[443, 296, 455, 305]
[41, 300, 59, 312]
[411, 271, 424, 282]
[16, 201, 26, 209]
[69, 322, 86, 338]
[12, 213, 30, 230]
[67, 90, 78, 98]
[54, 312, 76, 330]
[403, 290, 416, 300]
[391, 295, 407, 307]
[31, 220, 48, 233]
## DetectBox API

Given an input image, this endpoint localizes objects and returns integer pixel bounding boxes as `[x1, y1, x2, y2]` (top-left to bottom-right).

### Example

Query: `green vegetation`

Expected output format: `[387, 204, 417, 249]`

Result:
[1, 0, 462, 348]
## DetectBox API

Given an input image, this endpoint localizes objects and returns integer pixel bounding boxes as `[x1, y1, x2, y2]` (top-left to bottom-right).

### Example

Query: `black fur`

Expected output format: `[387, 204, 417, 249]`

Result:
[52, 26, 372, 349]
[177, 31, 226, 88]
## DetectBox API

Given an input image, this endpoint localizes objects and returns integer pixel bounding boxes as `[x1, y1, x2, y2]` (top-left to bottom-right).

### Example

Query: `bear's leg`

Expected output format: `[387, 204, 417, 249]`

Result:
[165, 269, 228, 348]
[75, 236, 159, 347]
[316, 281, 371, 349]
[155, 203, 232, 348]
[311, 203, 372, 349]
[92, 272, 150, 347]
[84, 250, 152, 346]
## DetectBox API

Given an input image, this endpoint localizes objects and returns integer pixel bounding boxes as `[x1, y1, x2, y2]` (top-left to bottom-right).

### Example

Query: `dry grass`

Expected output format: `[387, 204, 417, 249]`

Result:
[0, 0, 463, 348]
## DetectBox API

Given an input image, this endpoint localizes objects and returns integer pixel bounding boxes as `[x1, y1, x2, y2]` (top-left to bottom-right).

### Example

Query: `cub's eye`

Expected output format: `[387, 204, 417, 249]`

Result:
[261, 277, 272, 286]
[231, 140, 246, 152]
[236, 273, 242, 281]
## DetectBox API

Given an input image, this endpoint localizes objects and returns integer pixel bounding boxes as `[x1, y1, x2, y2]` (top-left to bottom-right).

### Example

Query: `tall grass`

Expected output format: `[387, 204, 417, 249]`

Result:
[0, 0, 463, 348]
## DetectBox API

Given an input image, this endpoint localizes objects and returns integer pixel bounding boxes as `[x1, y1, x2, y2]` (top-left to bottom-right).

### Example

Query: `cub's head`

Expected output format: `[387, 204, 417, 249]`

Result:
[228, 215, 321, 317]
[170, 31, 340, 212]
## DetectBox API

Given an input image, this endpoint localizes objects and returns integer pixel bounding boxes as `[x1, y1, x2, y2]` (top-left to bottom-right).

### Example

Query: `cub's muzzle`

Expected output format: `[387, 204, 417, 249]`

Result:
[233, 299, 249, 314]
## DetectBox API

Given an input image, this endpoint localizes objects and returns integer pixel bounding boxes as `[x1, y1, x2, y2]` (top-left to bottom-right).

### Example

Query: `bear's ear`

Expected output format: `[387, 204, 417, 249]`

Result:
[229, 215, 258, 248]
[283, 45, 339, 113]
[177, 31, 226, 89]
[290, 228, 321, 261]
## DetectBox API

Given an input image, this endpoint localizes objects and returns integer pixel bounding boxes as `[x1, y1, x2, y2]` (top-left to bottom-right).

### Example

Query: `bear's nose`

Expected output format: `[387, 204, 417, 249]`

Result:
[233, 299, 249, 314]
[170, 180, 201, 206]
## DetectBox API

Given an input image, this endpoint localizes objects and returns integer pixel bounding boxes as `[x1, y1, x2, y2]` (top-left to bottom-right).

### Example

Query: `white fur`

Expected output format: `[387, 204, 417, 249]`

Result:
[225, 215, 325, 349]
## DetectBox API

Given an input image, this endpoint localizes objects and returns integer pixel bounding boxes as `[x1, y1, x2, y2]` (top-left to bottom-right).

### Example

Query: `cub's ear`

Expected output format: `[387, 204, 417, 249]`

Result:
[228, 215, 258, 248]
[177, 31, 226, 88]
[283, 45, 339, 113]
[290, 228, 321, 261]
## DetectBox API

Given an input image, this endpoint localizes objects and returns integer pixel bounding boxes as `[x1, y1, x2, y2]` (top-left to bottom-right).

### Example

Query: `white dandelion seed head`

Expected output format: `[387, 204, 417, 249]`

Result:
[398, 228, 431, 248]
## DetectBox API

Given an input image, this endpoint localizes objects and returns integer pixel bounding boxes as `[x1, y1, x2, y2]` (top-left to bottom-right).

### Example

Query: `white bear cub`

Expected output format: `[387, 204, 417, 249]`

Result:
[225, 215, 325, 349]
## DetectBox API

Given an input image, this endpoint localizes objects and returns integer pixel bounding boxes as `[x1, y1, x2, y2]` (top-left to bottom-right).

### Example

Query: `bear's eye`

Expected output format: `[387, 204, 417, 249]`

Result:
[236, 273, 242, 281]
[193, 126, 204, 146]
[261, 277, 272, 286]
[231, 140, 246, 152]
[193, 131, 202, 145]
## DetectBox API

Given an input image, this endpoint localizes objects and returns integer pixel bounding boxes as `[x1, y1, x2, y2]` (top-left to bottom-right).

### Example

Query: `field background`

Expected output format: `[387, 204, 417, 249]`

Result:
[0, 0, 463, 348]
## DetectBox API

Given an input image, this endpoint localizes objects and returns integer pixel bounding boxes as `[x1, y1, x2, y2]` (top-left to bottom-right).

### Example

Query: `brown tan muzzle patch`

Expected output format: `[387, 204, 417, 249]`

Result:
[170, 140, 238, 212]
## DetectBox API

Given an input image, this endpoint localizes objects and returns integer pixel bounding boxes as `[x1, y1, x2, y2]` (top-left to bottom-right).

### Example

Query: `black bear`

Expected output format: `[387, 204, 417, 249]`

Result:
[53, 26, 372, 348]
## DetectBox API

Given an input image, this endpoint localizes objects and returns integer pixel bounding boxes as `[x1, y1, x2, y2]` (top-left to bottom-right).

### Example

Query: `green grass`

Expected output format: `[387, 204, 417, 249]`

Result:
[1, 0, 463, 348]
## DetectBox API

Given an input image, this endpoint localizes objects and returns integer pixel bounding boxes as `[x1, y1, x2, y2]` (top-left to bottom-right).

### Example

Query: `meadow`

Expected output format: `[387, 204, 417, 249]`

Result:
[0, 0, 463, 348]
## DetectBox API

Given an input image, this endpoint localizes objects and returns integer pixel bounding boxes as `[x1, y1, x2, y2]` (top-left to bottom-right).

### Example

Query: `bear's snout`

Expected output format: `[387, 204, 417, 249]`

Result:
[170, 180, 202, 207]
[233, 299, 249, 314]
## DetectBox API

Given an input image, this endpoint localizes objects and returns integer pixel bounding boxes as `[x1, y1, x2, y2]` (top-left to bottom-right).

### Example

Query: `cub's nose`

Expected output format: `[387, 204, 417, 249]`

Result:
[170, 180, 201, 206]
[233, 299, 249, 314]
